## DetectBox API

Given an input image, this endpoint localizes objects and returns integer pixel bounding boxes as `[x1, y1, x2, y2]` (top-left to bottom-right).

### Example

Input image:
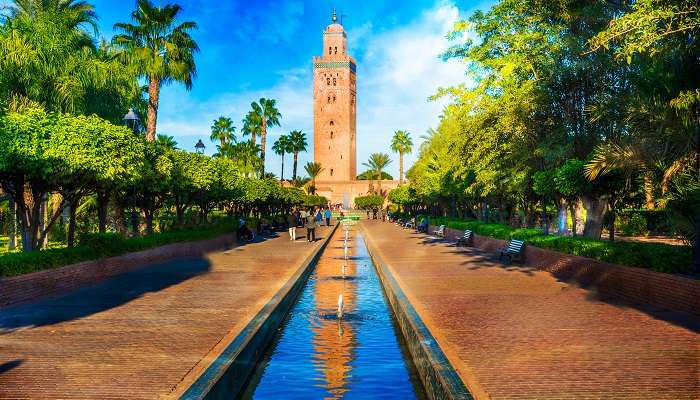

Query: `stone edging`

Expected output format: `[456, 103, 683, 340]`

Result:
[176, 224, 338, 400]
[362, 225, 474, 400]
[430, 225, 700, 317]
[0, 233, 237, 309]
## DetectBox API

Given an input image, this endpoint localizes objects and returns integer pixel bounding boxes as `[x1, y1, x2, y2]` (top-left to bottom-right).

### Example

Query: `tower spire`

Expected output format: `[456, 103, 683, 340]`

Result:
[332, 8, 337, 23]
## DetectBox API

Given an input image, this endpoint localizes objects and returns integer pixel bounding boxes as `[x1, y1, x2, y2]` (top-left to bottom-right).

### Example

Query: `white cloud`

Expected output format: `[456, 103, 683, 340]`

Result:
[158, 0, 468, 179]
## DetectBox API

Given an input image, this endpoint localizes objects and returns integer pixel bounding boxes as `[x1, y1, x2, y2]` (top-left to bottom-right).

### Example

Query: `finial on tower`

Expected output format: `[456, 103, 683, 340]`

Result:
[332, 8, 337, 23]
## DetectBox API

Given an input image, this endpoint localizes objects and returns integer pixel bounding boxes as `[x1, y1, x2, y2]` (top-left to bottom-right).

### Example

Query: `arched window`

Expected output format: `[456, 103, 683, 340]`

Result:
[330, 169, 334, 176]
[334, 46, 337, 54]
[327, 96, 331, 103]
[333, 78, 336, 86]
[330, 121, 334, 126]
[330, 131, 333, 139]
[329, 46, 332, 55]
[340, 154, 343, 159]
[327, 77, 330, 85]
[332, 95, 336, 102]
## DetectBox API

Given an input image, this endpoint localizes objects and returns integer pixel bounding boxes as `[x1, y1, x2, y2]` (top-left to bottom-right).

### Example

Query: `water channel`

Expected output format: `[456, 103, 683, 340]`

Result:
[239, 224, 427, 399]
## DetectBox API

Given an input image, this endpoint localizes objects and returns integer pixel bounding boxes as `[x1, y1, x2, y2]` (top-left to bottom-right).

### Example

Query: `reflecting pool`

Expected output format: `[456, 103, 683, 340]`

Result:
[240, 226, 426, 399]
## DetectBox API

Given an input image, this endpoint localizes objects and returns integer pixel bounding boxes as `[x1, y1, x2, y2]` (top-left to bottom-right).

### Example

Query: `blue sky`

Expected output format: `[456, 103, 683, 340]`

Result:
[88, 0, 493, 178]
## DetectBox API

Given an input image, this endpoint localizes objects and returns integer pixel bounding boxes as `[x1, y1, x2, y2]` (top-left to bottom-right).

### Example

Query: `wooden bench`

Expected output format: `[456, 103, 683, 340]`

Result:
[498, 239, 525, 263]
[433, 225, 446, 238]
[456, 230, 473, 246]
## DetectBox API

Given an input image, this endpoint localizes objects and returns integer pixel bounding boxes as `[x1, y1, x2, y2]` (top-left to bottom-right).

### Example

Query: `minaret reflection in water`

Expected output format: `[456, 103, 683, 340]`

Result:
[245, 225, 425, 399]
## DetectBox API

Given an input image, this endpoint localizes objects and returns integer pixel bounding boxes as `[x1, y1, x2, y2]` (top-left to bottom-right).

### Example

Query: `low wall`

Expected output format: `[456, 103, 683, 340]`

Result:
[0, 234, 237, 308]
[430, 226, 700, 317]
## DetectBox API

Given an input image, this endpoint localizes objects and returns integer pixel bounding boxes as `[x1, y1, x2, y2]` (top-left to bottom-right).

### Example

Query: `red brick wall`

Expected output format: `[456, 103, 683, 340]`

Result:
[430, 226, 700, 317]
[0, 234, 237, 309]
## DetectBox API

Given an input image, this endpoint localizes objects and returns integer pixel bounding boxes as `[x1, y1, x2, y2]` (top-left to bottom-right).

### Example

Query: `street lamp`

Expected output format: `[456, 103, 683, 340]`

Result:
[123, 108, 141, 235]
[123, 108, 140, 133]
[195, 139, 206, 154]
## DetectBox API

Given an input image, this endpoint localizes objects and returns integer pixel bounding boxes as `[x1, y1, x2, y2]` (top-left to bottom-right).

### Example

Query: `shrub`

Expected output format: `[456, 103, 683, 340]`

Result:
[0, 222, 237, 278]
[422, 215, 692, 275]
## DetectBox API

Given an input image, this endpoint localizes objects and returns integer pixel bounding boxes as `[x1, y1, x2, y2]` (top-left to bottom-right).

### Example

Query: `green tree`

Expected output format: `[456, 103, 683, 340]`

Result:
[112, 0, 199, 142]
[272, 134, 292, 181]
[288, 130, 308, 180]
[210, 116, 235, 149]
[250, 98, 281, 173]
[168, 151, 215, 226]
[156, 134, 178, 150]
[362, 153, 392, 193]
[241, 110, 261, 146]
[304, 161, 324, 194]
[0, 108, 146, 250]
[391, 130, 413, 183]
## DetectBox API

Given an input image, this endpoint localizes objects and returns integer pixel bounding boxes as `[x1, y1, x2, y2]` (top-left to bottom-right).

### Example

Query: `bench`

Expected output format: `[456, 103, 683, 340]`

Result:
[456, 230, 473, 246]
[433, 225, 446, 238]
[416, 220, 429, 233]
[498, 239, 525, 263]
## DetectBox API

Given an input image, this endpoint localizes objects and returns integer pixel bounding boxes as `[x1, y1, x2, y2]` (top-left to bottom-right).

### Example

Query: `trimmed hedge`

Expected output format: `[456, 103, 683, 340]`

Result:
[0, 222, 237, 278]
[421, 216, 693, 275]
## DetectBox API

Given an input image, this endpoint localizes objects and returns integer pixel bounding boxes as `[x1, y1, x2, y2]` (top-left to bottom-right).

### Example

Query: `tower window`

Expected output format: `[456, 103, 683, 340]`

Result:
[333, 95, 336, 102]
[340, 154, 343, 159]
[330, 131, 333, 139]
[334, 46, 337, 54]
[327, 96, 330, 103]
[327, 77, 330, 85]
[330, 121, 334, 126]
[333, 78, 336, 86]
[330, 169, 334, 176]
[329, 46, 332, 55]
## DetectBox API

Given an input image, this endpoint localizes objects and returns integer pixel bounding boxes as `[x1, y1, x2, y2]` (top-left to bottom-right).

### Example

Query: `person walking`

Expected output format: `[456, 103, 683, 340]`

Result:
[315, 207, 323, 227]
[324, 208, 332, 226]
[305, 209, 316, 242]
[287, 210, 297, 241]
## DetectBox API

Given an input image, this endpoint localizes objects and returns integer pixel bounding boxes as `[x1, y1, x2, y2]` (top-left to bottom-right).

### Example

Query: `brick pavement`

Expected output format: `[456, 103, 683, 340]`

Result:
[362, 221, 699, 400]
[0, 228, 329, 399]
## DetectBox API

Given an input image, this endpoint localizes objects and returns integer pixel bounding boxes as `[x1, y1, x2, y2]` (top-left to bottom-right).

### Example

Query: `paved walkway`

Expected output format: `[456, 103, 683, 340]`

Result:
[361, 221, 699, 400]
[0, 227, 330, 399]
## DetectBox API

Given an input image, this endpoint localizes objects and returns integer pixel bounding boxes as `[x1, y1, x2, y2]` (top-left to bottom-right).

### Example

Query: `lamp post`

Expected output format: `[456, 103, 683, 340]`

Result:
[195, 139, 206, 154]
[123, 109, 141, 235]
[123, 108, 140, 133]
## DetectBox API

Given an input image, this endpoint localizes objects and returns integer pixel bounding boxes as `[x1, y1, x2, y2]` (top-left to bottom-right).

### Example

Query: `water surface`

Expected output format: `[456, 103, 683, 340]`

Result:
[240, 227, 426, 399]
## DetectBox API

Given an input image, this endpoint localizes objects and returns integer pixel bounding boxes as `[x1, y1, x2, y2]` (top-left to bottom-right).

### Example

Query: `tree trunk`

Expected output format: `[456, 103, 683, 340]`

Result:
[8, 197, 16, 250]
[542, 197, 549, 235]
[643, 172, 655, 209]
[399, 152, 404, 183]
[146, 77, 161, 142]
[280, 152, 285, 181]
[582, 194, 608, 239]
[176, 206, 185, 226]
[293, 152, 298, 180]
[39, 196, 46, 249]
[260, 113, 267, 173]
[114, 199, 127, 236]
[556, 197, 568, 235]
[569, 202, 577, 237]
[97, 190, 109, 233]
[145, 211, 154, 235]
[67, 198, 78, 247]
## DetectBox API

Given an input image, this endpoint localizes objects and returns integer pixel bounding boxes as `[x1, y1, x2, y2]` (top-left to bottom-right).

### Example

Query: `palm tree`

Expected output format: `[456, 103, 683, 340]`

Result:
[230, 141, 262, 177]
[272, 134, 292, 181]
[210, 116, 235, 148]
[250, 98, 282, 173]
[113, 0, 199, 142]
[5, 0, 97, 31]
[241, 111, 261, 146]
[156, 134, 178, 150]
[363, 153, 392, 193]
[288, 130, 308, 180]
[304, 162, 325, 194]
[391, 130, 413, 183]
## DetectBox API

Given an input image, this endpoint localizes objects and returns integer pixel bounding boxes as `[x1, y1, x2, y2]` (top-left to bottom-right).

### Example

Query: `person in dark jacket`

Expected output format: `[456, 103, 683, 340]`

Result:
[286, 210, 297, 241]
[305, 209, 316, 242]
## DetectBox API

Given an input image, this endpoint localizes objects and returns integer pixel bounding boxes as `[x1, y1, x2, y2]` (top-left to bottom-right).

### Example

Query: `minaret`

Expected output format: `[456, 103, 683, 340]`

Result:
[313, 9, 357, 182]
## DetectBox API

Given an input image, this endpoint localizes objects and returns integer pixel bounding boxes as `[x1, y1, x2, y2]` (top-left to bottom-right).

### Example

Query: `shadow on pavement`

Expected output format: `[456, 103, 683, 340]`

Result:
[0, 256, 212, 333]
[0, 360, 23, 375]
